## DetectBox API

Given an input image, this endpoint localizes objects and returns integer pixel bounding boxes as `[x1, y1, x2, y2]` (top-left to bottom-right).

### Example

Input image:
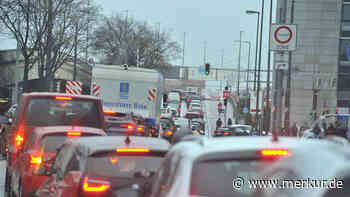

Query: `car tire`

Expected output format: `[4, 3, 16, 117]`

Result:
[18, 179, 23, 197]
[5, 167, 11, 193]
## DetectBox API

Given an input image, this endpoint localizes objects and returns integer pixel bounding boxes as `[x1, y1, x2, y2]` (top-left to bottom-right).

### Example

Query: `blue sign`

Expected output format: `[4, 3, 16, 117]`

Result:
[348, 46, 350, 61]
[120, 82, 129, 99]
[198, 65, 204, 73]
[243, 107, 249, 113]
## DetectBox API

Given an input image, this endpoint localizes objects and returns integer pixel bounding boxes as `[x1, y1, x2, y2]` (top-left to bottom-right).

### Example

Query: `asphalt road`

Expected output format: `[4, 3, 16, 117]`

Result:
[0, 160, 5, 196]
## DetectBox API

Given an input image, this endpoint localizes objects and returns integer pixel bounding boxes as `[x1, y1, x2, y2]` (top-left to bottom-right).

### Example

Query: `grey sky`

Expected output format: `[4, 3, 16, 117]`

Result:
[95, 0, 275, 71]
[1, 0, 275, 78]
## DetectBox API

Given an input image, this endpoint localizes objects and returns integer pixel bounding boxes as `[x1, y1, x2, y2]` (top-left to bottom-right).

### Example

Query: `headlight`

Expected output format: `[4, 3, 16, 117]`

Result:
[262, 131, 267, 135]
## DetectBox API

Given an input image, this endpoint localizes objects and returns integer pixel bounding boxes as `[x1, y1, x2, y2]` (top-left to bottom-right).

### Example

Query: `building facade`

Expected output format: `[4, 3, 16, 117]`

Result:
[274, 0, 342, 128]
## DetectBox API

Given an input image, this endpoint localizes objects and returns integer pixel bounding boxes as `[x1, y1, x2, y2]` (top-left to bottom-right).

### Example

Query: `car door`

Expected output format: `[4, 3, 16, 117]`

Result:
[40, 144, 74, 197]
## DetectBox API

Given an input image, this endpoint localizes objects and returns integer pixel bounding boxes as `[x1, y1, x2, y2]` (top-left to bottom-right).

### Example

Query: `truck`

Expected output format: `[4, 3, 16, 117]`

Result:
[91, 64, 164, 125]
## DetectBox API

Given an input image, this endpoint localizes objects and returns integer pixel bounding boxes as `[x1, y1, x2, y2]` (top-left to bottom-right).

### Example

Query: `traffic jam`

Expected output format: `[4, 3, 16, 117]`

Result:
[0, 86, 349, 197]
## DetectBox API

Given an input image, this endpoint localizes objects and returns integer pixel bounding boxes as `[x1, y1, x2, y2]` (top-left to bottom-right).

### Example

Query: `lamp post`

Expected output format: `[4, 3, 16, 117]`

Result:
[246, 10, 260, 92]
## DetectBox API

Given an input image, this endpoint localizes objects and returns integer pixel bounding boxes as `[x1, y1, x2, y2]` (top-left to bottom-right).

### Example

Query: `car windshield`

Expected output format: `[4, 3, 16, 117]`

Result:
[190, 160, 271, 197]
[168, 103, 178, 109]
[235, 126, 252, 131]
[87, 152, 165, 178]
[40, 133, 100, 152]
[175, 119, 187, 125]
[25, 98, 101, 128]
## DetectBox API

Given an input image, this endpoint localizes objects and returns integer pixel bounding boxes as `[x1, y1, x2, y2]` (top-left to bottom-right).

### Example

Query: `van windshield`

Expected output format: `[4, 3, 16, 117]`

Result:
[25, 98, 102, 128]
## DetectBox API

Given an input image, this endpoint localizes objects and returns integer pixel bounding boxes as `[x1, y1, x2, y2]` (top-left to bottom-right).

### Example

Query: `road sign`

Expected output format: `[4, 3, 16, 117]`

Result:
[270, 24, 297, 51]
[120, 82, 129, 99]
[347, 46, 350, 61]
[198, 65, 204, 73]
[276, 62, 288, 70]
[243, 107, 248, 113]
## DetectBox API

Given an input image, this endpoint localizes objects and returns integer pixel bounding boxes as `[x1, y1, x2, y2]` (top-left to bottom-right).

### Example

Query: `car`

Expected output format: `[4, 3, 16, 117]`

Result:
[105, 116, 147, 136]
[189, 103, 201, 110]
[170, 89, 184, 101]
[159, 118, 176, 141]
[173, 118, 190, 130]
[33, 136, 171, 197]
[8, 126, 107, 197]
[257, 138, 350, 197]
[145, 135, 349, 197]
[213, 127, 232, 137]
[228, 124, 252, 136]
[167, 92, 181, 103]
[167, 102, 180, 117]
[160, 107, 171, 117]
[190, 99, 201, 104]
[188, 108, 203, 118]
[4, 93, 105, 193]
[184, 111, 201, 120]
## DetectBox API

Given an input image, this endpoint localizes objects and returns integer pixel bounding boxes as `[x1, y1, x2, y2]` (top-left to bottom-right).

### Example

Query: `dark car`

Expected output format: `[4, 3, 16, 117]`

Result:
[228, 125, 252, 136]
[33, 136, 170, 197]
[106, 117, 147, 136]
[213, 127, 232, 137]
[160, 118, 176, 141]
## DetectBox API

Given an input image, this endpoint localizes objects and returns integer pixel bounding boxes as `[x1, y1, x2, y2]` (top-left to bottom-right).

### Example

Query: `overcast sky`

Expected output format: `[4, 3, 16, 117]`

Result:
[0, 0, 275, 73]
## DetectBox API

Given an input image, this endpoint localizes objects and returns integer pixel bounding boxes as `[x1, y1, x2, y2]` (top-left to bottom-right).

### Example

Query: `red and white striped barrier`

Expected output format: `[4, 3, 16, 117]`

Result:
[147, 88, 157, 101]
[66, 81, 82, 95]
[92, 82, 101, 96]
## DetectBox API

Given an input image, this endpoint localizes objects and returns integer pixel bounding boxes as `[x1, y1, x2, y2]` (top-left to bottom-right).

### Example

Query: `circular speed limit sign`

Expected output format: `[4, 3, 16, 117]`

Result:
[274, 26, 293, 44]
[270, 24, 297, 51]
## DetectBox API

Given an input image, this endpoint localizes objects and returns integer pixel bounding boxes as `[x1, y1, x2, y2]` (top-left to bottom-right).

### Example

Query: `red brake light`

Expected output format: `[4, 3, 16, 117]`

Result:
[104, 110, 116, 115]
[30, 155, 42, 165]
[120, 124, 134, 129]
[55, 96, 72, 100]
[83, 177, 110, 192]
[137, 127, 144, 132]
[224, 132, 229, 135]
[167, 131, 173, 135]
[15, 135, 24, 146]
[260, 149, 291, 158]
[67, 132, 81, 136]
[116, 148, 150, 153]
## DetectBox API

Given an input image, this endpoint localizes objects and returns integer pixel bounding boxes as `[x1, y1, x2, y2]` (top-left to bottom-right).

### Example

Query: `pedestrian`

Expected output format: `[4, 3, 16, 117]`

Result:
[291, 122, 298, 137]
[216, 118, 222, 129]
[227, 118, 232, 126]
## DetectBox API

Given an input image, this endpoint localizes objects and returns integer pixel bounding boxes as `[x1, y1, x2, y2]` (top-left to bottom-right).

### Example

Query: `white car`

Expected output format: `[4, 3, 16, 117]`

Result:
[174, 118, 190, 129]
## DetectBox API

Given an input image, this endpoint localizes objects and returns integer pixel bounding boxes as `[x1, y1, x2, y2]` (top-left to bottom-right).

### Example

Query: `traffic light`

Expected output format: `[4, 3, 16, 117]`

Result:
[309, 112, 313, 119]
[225, 86, 228, 90]
[224, 98, 227, 106]
[205, 63, 210, 75]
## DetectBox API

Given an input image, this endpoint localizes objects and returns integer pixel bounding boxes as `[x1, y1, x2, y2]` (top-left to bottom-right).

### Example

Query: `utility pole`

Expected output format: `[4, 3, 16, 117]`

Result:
[203, 41, 207, 64]
[265, 0, 273, 133]
[73, 22, 78, 80]
[256, 0, 265, 133]
[221, 49, 224, 91]
[237, 31, 243, 97]
[284, 0, 295, 134]
[85, 0, 90, 62]
[182, 32, 186, 67]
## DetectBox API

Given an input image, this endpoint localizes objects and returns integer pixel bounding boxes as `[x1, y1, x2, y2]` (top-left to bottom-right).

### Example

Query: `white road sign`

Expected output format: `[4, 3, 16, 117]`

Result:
[270, 24, 297, 51]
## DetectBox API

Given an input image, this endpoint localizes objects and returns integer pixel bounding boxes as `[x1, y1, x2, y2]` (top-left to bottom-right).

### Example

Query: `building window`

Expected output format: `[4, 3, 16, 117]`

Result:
[342, 5, 350, 37]
[344, 0, 350, 3]
[339, 39, 350, 66]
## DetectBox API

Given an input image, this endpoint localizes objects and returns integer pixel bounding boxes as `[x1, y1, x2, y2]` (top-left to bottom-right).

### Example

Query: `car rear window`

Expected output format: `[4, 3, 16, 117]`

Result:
[25, 98, 101, 128]
[190, 160, 271, 197]
[186, 113, 200, 119]
[87, 152, 165, 178]
[40, 133, 100, 152]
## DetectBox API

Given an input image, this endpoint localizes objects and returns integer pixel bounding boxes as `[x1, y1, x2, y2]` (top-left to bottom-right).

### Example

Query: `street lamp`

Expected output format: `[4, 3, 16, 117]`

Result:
[246, 10, 260, 92]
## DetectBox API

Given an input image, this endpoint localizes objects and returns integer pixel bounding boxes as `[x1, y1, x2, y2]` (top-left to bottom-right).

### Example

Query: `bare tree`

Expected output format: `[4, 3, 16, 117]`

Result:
[91, 14, 181, 70]
[0, 0, 101, 81]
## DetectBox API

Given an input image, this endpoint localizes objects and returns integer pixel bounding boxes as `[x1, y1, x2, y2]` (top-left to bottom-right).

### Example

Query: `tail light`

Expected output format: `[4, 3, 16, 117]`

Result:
[104, 110, 117, 115]
[15, 135, 24, 147]
[55, 96, 72, 100]
[137, 127, 144, 132]
[30, 154, 42, 165]
[224, 132, 229, 135]
[120, 124, 134, 129]
[116, 148, 150, 153]
[260, 149, 291, 159]
[67, 132, 81, 136]
[82, 176, 110, 192]
[167, 131, 173, 135]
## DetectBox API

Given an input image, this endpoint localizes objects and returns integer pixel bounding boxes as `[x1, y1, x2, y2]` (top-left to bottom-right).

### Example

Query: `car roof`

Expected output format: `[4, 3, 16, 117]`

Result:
[68, 136, 171, 156]
[22, 92, 99, 101]
[32, 126, 107, 137]
[170, 136, 344, 161]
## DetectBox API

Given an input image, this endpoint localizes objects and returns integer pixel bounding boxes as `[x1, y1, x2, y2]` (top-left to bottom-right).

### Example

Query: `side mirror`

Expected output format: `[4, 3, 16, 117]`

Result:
[114, 184, 143, 197]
